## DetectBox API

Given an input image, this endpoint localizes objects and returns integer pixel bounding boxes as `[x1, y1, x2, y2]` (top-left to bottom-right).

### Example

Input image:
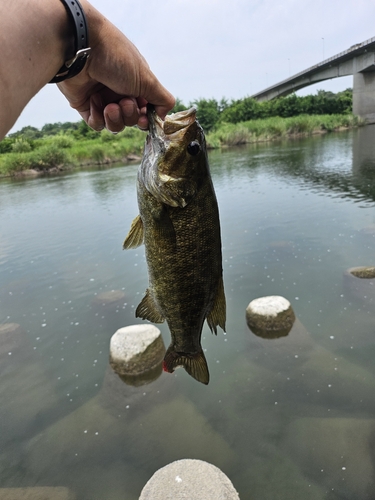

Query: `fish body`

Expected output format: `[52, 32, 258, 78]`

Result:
[124, 106, 226, 384]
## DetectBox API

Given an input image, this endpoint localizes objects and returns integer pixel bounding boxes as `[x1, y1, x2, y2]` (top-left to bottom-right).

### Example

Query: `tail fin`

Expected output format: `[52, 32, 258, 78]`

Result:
[163, 346, 209, 385]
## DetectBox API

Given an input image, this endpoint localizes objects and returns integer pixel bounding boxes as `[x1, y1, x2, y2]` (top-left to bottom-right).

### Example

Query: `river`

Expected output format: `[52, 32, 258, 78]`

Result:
[1, 125, 375, 499]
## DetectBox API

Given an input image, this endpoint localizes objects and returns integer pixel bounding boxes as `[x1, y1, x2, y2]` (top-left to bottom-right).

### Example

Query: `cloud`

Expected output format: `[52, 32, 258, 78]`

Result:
[9, 0, 375, 133]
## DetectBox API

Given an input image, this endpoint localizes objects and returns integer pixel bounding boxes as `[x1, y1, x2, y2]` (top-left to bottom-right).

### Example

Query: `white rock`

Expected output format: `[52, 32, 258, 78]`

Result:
[109, 324, 165, 376]
[139, 459, 240, 499]
[247, 296, 291, 317]
[246, 296, 295, 339]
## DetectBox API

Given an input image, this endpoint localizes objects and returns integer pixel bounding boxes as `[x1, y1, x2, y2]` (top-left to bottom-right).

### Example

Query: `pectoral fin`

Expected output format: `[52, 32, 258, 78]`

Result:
[136, 288, 164, 323]
[123, 215, 144, 249]
[206, 276, 226, 335]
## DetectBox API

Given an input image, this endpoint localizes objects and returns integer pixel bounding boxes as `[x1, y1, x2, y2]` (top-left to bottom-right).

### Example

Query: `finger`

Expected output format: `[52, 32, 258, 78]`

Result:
[103, 103, 126, 133]
[141, 77, 175, 119]
[136, 97, 148, 111]
[118, 97, 141, 126]
[137, 113, 148, 130]
[87, 93, 105, 131]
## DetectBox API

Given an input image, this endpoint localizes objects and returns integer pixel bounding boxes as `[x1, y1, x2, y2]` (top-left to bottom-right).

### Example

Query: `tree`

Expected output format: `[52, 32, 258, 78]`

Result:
[191, 98, 221, 132]
[9, 126, 42, 140]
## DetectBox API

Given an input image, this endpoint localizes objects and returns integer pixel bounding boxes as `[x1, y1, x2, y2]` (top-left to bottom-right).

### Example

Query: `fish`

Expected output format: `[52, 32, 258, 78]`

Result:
[123, 105, 226, 385]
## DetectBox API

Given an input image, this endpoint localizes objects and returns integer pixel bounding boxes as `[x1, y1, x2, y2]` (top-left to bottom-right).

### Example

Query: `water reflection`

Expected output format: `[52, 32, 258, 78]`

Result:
[353, 123, 375, 174]
[212, 126, 375, 207]
[116, 362, 163, 387]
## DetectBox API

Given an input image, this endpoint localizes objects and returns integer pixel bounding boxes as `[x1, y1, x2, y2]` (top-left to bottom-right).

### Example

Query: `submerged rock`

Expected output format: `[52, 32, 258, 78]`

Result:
[26, 394, 236, 489]
[139, 459, 240, 500]
[343, 266, 375, 303]
[109, 324, 165, 378]
[358, 225, 375, 238]
[0, 487, 76, 499]
[91, 289, 126, 309]
[245, 317, 315, 373]
[283, 417, 375, 500]
[0, 323, 23, 359]
[0, 356, 60, 447]
[246, 295, 296, 339]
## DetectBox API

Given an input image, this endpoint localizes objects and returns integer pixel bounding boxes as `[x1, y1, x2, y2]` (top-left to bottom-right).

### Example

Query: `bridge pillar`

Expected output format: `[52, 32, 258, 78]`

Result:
[353, 71, 375, 123]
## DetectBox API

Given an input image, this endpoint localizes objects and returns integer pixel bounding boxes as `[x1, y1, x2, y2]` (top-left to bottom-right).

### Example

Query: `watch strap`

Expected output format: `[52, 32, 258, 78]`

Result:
[49, 0, 91, 83]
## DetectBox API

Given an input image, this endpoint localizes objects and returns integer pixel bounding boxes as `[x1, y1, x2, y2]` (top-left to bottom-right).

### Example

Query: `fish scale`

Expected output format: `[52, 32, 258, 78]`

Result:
[124, 106, 226, 384]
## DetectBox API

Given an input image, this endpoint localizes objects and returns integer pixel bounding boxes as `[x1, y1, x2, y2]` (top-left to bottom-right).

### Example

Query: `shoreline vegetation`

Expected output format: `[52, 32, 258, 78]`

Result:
[0, 90, 365, 178]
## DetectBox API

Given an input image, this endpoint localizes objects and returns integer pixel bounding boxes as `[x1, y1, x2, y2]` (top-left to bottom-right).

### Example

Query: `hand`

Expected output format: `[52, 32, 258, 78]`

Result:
[57, 1, 175, 133]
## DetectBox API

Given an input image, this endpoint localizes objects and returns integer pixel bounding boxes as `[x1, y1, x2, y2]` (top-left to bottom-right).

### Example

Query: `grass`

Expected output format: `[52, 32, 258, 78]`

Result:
[0, 127, 145, 177]
[0, 114, 365, 177]
[206, 114, 364, 148]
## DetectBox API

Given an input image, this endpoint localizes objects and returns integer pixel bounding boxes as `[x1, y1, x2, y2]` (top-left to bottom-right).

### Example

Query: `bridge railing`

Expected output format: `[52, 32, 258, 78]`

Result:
[253, 35, 375, 97]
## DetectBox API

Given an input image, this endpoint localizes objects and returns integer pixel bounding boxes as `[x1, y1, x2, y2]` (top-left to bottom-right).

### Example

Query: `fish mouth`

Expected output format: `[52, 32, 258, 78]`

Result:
[147, 105, 197, 141]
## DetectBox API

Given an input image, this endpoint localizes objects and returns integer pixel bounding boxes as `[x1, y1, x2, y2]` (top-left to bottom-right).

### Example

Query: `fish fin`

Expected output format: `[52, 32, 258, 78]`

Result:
[163, 346, 210, 385]
[123, 215, 144, 249]
[135, 289, 164, 323]
[206, 276, 226, 335]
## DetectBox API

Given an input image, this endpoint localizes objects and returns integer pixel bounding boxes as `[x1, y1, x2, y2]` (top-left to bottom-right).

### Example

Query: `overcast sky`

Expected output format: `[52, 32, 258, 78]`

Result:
[9, 0, 375, 133]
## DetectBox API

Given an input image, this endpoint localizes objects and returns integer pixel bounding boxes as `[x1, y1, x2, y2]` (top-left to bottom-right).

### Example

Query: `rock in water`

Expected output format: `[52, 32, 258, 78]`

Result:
[246, 295, 295, 339]
[0, 323, 23, 358]
[139, 459, 240, 499]
[343, 266, 375, 303]
[91, 289, 126, 309]
[109, 324, 165, 378]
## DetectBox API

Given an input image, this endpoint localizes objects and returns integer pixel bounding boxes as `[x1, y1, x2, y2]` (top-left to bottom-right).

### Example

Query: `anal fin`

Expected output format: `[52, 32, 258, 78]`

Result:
[136, 288, 164, 323]
[207, 276, 226, 335]
[123, 215, 144, 249]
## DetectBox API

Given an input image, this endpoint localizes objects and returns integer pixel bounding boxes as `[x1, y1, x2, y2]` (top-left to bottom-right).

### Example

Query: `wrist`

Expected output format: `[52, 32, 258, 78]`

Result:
[50, 0, 91, 83]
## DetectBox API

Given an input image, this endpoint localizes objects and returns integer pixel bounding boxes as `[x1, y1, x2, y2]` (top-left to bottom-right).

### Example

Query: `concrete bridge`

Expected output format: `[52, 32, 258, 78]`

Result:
[252, 36, 375, 123]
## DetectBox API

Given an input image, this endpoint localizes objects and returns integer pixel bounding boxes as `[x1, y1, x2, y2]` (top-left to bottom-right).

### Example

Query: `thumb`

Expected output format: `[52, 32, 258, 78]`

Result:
[141, 75, 175, 119]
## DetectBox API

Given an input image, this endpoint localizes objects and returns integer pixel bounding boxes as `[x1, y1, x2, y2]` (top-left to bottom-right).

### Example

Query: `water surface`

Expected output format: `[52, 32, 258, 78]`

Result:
[1, 126, 375, 499]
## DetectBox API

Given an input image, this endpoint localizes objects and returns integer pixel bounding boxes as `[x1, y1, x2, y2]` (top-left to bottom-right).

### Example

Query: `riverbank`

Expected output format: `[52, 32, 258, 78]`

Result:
[0, 114, 365, 178]
[206, 113, 365, 148]
[0, 127, 145, 178]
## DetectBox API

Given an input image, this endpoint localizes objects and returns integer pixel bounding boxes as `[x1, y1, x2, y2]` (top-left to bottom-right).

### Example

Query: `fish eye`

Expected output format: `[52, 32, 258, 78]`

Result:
[187, 141, 201, 156]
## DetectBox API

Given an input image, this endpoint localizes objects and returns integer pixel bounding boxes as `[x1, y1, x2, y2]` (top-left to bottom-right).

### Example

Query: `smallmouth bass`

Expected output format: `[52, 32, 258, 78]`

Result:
[123, 106, 226, 385]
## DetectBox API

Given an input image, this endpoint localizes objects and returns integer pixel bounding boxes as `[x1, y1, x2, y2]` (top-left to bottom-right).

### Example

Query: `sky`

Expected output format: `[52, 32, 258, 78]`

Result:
[9, 0, 375, 133]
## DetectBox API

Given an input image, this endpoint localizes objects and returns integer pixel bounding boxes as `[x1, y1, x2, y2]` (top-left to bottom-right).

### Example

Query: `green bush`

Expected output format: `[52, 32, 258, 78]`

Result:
[192, 98, 227, 132]
[100, 130, 117, 143]
[30, 144, 70, 169]
[12, 139, 32, 153]
[0, 137, 15, 154]
[206, 113, 363, 148]
[1, 153, 33, 173]
[49, 134, 74, 149]
[91, 145, 106, 162]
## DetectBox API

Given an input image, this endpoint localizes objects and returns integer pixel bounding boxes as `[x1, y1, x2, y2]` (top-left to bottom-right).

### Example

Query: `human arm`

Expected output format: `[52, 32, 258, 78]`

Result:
[0, 0, 70, 139]
[0, 0, 175, 140]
